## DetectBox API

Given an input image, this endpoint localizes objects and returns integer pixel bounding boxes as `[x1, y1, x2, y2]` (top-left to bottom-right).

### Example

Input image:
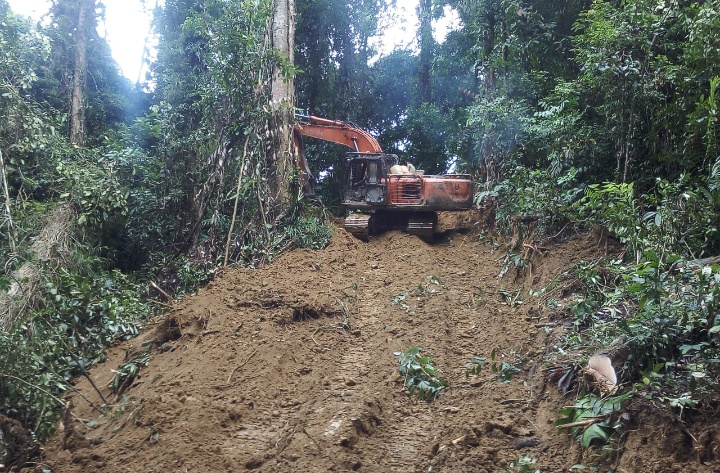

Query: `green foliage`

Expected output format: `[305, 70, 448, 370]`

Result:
[403, 103, 457, 175]
[0, 9, 59, 195]
[43, 269, 146, 341]
[559, 250, 720, 410]
[464, 355, 488, 378]
[466, 97, 532, 173]
[0, 6, 154, 456]
[479, 164, 582, 236]
[394, 346, 447, 401]
[8, 0, 720, 461]
[690, 77, 720, 166]
[641, 176, 720, 257]
[56, 151, 129, 227]
[574, 175, 720, 259]
[282, 215, 333, 250]
[110, 350, 150, 396]
[464, 350, 521, 383]
[457, 0, 720, 186]
[574, 182, 640, 254]
[624, 258, 720, 396]
[454, 0, 592, 177]
[555, 393, 631, 448]
[0, 269, 148, 442]
[150, 0, 303, 265]
[494, 362, 521, 383]
[570, 0, 682, 181]
[295, 0, 383, 119]
[144, 253, 218, 299]
[490, 348, 521, 383]
[465, 350, 520, 383]
[103, 146, 179, 269]
[531, 79, 602, 178]
[503, 455, 540, 473]
[0, 6, 49, 90]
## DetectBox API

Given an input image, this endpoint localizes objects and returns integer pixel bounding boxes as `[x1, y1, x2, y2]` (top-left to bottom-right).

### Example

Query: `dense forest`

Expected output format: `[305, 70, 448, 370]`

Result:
[1, 0, 720, 469]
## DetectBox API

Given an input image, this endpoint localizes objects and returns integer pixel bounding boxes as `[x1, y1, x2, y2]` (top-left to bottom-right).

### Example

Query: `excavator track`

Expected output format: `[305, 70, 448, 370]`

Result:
[407, 213, 437, 242]
[344, 213, 373, 241]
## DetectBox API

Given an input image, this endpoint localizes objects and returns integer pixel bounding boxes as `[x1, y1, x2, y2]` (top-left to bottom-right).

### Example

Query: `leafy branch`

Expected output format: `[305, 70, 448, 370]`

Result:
[110, 351, 150, 397]
[555, 392, 632, 448]
[465, 350, 521, 383]
[394, 347, 447, 401]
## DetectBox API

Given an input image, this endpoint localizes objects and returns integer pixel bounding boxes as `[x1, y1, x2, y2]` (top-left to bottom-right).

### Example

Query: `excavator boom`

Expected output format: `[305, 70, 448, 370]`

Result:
[294, 115, 382, 153]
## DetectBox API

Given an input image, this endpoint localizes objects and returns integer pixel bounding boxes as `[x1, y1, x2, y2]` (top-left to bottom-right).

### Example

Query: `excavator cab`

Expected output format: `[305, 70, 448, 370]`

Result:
[342, 153, 397, 208]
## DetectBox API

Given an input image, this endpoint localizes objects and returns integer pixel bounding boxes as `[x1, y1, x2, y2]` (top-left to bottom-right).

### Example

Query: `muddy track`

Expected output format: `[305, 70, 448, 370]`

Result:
[40, 225, 718, 472]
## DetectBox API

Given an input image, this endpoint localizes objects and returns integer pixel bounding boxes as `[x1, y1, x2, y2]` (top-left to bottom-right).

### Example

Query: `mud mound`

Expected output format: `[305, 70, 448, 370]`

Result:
[38, 228, 717, 472]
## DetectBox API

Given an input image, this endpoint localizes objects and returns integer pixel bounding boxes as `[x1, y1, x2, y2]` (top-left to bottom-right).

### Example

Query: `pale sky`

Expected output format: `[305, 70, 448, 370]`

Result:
[6, 0, 459, 84]
[7, 0, 154, 83]
[372, 1, 461, 56]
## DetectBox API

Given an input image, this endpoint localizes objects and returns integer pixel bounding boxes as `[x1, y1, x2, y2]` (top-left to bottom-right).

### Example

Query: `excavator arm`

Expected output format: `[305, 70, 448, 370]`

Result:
[293, 115, 382, 196]
[293, 115, 382, 153]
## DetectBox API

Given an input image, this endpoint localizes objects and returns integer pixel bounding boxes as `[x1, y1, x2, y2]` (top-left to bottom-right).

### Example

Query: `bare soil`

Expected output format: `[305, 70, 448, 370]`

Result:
[38, 220, 720, 472]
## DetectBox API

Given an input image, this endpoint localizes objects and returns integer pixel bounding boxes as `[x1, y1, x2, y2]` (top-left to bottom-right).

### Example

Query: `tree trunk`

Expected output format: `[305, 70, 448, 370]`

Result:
[267, 0, 295, 214]
[69, 0, 94, 146]
[418, 0, 433, 103]
[0, 149, 16, 254]
[484, 4, 496, 94]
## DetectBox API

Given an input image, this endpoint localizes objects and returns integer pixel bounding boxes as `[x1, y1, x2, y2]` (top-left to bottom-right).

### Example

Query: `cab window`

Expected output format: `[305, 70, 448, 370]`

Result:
[367, 161, 378, 184]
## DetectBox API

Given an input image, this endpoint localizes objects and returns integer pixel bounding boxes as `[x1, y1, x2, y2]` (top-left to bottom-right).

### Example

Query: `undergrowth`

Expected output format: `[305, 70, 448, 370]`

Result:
[558, 253, 720, 404]
[0, 269, 148, 443]
[555, 392, 632, 448]
[476, 163, 581, 237]
[483, 164, 720, 448]
[395, 346, 448, 401]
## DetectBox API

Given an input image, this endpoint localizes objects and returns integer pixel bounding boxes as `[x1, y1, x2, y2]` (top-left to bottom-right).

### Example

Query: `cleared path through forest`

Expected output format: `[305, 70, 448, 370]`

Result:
[41, 225, 707, 472]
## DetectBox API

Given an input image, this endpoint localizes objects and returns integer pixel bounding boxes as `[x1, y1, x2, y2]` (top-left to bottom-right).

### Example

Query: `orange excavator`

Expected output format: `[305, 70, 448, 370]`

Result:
[293, 115, 473, 241]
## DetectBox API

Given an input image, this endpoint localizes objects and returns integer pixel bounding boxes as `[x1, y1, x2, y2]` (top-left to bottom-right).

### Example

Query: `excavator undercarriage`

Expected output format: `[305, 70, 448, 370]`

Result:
[344, 211, 437, 242]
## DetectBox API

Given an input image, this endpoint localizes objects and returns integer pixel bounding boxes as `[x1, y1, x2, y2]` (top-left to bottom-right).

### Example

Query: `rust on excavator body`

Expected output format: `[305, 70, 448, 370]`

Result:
[386, 174, 473, 211]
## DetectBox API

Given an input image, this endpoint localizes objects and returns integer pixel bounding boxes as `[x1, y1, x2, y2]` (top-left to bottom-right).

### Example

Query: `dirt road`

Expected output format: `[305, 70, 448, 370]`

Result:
[40, 226, 714, 472]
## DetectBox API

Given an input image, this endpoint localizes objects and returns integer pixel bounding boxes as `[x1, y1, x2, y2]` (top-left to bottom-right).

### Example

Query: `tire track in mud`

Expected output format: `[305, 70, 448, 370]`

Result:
[312, 343, 380, 470]
[377, 409, 435, 472]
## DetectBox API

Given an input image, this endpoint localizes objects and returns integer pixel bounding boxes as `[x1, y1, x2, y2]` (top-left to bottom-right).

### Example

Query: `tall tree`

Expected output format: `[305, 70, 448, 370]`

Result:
[147, 0, 306, 261]
[68, 0, 95, 145]
[418, 0, 433, 103]
[295, 0, 383, 119]
[37, 0, 133, 146]
[267, 0, 295, 211]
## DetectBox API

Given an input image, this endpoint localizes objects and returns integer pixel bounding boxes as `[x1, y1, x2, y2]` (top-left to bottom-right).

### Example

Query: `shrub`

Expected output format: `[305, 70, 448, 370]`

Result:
[0, 269, 148, 443]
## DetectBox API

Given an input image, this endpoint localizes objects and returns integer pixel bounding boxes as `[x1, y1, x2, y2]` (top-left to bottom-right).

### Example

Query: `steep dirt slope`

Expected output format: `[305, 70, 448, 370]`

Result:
[38, 226, 716, 472]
